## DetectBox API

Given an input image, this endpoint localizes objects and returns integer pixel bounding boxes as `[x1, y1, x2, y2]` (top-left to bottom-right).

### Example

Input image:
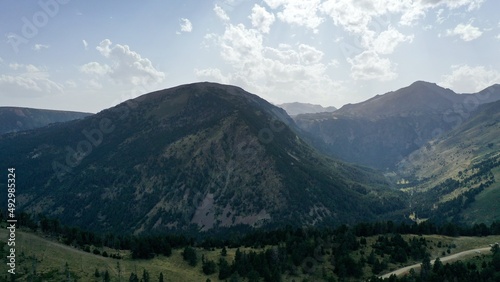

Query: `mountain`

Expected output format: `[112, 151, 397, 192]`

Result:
[0, 82, 403, 234]
[294, 82, 500, 169]
[395, 100, 500, 224]
[0, 107, 92, 134]
[335, 81, 461, 118]
[277, 102, 337, 116]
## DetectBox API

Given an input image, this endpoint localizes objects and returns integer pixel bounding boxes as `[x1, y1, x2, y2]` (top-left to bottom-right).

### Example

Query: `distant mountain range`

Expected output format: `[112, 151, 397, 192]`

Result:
[277, 102, 337, 116]
[294, 81, 500, 169]
[0, 107, 92, 134]
[0, 83, 403, 234]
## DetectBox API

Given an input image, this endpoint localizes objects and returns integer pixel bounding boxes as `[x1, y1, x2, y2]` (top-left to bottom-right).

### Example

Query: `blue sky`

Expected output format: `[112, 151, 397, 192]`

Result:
[1, 0, 499, 113]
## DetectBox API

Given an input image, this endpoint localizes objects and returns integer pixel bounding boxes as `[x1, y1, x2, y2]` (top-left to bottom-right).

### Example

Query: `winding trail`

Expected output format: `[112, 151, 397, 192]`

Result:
[379, 247, 492, 279]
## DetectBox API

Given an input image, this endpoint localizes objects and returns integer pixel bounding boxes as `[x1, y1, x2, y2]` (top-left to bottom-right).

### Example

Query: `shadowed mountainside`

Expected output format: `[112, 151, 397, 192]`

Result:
[0, 107, 92, 134]
[0, 82, 404, 234]
[294, 81, 500, 170]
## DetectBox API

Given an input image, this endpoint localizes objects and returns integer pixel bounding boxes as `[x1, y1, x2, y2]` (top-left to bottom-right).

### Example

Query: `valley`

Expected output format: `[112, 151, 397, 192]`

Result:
[1, 80, 500, 281]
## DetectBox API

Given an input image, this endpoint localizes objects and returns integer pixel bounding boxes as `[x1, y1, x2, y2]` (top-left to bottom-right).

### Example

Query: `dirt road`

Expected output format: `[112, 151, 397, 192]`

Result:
[379, 247, 492, 279]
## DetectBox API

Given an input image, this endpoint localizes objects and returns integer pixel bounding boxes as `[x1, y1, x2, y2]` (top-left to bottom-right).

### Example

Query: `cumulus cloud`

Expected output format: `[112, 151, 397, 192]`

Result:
[249, 4, 275, 34]
[80, 39, 165, 87]
[372, 26, 414, 54]
[446, 22, 483, 41]
[440, 65, 500, 93]
[80, 62, 111, 76]
[79, 39, 165, 89]
[179, 18, 193, 33]
[194, 68, 230, 84]
[196, 22, 341, 104]
[214, 5, 230, 22]
[0, 63, 63, 97]
[264, 0, 323, 32]
[298, 44, 323, 65]
[32, 44, 49, 51]
[347, 50, 397, 81]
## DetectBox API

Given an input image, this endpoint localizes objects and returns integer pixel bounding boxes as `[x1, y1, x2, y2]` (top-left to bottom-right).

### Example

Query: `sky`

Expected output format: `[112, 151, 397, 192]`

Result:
[1, 0, 499, 113]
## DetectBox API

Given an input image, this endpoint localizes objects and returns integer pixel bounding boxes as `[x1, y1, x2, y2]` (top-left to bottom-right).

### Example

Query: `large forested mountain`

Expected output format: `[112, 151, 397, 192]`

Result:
[0, 82, 403, 234]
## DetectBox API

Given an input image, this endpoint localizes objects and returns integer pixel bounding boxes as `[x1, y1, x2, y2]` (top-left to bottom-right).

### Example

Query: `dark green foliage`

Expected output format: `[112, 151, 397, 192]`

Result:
[103, 270, 110, 282]
[142, 269, 150, 282]
[182, 246, 198, 267]
[129, 272, 139, 282]
[218, 258, 232, 280]
[202, 259, 217, 275]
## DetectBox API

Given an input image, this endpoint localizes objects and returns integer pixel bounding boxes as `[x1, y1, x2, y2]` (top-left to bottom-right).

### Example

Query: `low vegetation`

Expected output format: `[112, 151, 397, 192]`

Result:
[2, 214, 500, 281]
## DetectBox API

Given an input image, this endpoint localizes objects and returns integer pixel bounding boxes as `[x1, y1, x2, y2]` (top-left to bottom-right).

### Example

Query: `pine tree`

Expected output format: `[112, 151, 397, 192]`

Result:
[218, 257, 232, 280]
[142, 269, 150, 282]
[433, 257, 443, 274]
[104, 270, 111, 282]
[159, 272, 164, 282]
[129, 272, 139, 282]
[420, 253, 431, 281]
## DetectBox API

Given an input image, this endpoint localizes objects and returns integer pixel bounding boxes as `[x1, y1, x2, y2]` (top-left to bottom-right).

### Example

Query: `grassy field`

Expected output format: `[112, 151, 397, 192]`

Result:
[2, 228, 499, 281]
[357, 234, 500, 275]
[0, 228, 232, 281]
[461, 166, 500, 225]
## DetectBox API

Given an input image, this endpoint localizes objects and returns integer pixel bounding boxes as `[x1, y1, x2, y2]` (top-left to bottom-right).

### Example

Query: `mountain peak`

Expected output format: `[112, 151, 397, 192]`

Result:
[336, 81, 459, 118]
[409, 80, 437, 87]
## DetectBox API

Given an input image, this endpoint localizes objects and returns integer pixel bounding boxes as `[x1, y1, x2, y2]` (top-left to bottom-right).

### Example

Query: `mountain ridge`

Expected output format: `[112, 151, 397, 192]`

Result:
[294, 81, 500, 169]
[277, 102, 337, 116]
[0, 106, 92, 134]
[0, 82, 403, 234]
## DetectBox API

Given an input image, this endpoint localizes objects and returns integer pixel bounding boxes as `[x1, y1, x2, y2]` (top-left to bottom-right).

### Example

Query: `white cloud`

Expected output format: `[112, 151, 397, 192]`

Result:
[440, 65, 500, 93]
[32, 44, 49, 51]
[298, 44, 323, 65]
[80, 62, 111, 76]
[65, 80, 77, 88]
[82, 39, 88, 50]
[0, 63, 63, 96]
[194, 68, 230, 84]
[265, 0, 323, 32]
[220, 24, 263, 68]
[446, 22, 483, 41]
[347, 50, 397, 81]
[196, 23, 342, 104]
[180, 18, 193, 33]
[83, 39, 165, 87]
[214, 5, 230, 22]
[372, 26, 414, 54]
[249, 4, 275, 34]
[424, 0, 485, 11]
